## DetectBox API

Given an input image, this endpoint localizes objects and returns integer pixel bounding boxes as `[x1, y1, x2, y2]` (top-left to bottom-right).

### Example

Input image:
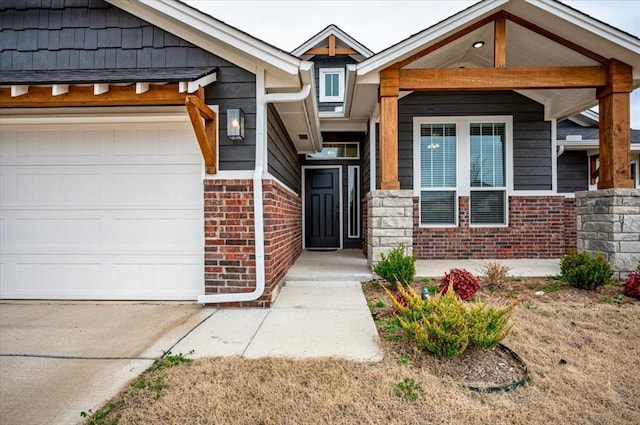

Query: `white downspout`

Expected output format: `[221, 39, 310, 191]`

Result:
[198, 67, 313, 304]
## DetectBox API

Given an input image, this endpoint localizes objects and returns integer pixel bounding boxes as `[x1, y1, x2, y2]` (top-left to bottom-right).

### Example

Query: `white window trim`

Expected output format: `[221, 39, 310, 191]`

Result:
[305, 142, 360, 160]
[413, 116, 513, 228]
[319, 68, 345, 102]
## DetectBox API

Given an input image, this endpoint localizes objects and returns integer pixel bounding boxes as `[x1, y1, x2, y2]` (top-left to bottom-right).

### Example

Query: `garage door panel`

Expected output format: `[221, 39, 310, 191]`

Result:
[2, 166, 201, 208]
[114, 128, 197, 158]
[1, 127, 199, 167]
[1, 255, 201, 300]
[0, 121, 204, 300]
[113, 169, 202, 206]
[2, 209, 201, 254]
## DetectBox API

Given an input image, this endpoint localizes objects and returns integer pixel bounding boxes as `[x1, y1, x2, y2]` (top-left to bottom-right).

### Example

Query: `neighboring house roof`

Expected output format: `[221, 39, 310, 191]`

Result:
[292, 24, 374, 60]
[558, 117, 640, 144]
[351, 0, 640, 121]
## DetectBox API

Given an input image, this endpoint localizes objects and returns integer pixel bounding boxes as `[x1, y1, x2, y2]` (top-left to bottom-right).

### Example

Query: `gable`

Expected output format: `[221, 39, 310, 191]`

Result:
[353, 0, 640, 121]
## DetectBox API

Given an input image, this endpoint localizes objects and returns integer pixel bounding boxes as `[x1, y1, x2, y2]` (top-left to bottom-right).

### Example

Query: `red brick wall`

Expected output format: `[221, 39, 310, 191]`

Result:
[203, 179, 301, 308]
[263, 180, 302, 298]
[413, 195, 575, 259]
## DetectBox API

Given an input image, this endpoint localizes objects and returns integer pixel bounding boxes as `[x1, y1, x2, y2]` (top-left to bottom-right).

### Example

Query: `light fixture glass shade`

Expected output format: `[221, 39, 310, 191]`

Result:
[472, 41, 485, 49]
[227, 108, 245, 141]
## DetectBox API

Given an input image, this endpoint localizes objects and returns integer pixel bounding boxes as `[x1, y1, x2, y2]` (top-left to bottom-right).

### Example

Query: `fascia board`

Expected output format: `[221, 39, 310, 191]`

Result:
[356, 0, 508, 77]
[292, 25, 374, 58]
[108, 0, 301, 78]
[299, 61, 323, 151]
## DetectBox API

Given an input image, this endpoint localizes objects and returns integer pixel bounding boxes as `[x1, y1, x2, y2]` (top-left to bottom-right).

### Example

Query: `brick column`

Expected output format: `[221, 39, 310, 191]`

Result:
[576, 189, 640, 278]
[366, 190, 414, 269]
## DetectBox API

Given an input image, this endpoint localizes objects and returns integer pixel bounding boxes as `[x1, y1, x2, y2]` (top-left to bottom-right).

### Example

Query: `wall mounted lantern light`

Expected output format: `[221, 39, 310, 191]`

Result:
[227, 108, 245, 141]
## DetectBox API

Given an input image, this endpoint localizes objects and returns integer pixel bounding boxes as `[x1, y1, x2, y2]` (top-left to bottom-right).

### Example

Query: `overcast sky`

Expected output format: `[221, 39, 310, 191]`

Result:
[184, 0, 640, 128]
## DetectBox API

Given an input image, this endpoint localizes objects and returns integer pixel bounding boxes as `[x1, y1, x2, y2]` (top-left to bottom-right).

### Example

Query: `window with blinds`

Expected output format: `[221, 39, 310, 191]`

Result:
[469, 123, 506, 225]
[419, 123, 457, 225]
[415, 117, 511, 228]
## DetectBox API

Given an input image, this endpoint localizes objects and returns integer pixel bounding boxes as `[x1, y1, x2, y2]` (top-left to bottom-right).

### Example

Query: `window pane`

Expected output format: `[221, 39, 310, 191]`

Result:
[470, 190, 506, 224]
[420, 124, 456, 188]
[421, 191, 456, 225]
[325, 73, 339, 97]
[348, 167, 359, 238]
[470, 123, 505, 188]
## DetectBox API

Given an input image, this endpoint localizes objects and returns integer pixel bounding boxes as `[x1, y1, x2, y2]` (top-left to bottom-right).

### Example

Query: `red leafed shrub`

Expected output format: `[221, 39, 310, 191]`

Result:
[439, 268, 481, 301]
[623, 271, 640, 299]
[394, 290, 410, 310]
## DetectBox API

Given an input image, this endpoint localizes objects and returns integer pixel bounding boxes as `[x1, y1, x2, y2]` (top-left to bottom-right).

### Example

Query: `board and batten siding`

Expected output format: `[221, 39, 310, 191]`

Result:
[0, 0, 257, 170]
[398, 91, 552, 191]
[267, 104, 301, 193]
[557, 151, 589, 193]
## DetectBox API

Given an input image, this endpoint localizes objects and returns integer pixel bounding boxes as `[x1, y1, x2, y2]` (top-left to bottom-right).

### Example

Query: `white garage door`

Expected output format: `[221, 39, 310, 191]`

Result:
[0, 120, 204, 300]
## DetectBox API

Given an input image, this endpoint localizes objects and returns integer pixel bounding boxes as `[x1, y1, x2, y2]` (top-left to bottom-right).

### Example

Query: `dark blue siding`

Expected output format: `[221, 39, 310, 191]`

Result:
[267, 104, 301, 193]
[398, 91, 552, 191]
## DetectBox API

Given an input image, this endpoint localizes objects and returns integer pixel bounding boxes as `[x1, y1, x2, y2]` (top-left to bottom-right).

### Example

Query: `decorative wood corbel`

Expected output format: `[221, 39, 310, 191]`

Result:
[185, 91, 217, 174]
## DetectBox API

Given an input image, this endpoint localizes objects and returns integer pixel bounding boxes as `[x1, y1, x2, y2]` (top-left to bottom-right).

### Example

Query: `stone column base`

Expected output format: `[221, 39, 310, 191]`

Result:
[366, 190, 414, 269]
[576, 189, 640, 278]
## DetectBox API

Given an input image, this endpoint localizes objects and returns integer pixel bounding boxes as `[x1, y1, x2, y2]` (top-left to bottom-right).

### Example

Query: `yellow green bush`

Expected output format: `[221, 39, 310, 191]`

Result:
[384, 284, 515, 357]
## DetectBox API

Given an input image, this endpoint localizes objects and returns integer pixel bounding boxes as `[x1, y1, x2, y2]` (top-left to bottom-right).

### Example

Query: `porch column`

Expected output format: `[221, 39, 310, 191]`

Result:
[596, 59, 634, 189]
[379, 65, 400, 190]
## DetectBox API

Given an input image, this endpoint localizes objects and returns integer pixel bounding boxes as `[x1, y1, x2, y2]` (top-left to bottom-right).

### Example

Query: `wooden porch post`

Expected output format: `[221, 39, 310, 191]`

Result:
[596, 59, 634, 189]
[379, 65, 400, 190]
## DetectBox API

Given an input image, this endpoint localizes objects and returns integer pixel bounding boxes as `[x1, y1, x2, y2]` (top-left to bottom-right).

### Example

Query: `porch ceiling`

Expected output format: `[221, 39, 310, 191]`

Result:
[399, 19, 605, 120]
[403, 21, 600, 70]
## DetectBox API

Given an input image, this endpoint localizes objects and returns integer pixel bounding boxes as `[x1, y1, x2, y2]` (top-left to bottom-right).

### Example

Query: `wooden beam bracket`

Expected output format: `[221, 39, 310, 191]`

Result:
[185, 93, 217, 175]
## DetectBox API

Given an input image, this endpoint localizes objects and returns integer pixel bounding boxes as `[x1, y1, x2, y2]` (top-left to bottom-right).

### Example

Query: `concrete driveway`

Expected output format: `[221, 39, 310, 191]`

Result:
[0, 301, 211, 425]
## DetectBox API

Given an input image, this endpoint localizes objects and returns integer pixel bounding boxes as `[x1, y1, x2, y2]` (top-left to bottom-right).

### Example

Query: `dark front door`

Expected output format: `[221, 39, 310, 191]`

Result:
[305, 168, 340, 249]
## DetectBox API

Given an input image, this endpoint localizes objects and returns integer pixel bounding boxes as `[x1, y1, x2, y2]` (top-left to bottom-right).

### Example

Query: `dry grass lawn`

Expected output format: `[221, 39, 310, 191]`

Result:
[85, 280, 639, 425]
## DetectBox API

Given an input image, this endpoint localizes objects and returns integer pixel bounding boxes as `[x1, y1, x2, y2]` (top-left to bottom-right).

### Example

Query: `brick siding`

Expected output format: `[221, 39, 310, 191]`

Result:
[263, 180, 302, 298]
[203, 179, 301, 307]
[413, 195, 576, 259]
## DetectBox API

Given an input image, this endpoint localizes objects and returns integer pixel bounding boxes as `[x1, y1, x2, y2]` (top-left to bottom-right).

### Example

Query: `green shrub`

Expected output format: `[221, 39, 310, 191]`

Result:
[385, 283, 514, 357]
[374, 244, 416, 289]
[560, 249, 614, 289]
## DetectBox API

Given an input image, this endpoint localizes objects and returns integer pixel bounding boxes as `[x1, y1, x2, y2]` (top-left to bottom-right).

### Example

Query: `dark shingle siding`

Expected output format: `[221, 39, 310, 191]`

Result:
[0, 0, 246, 72]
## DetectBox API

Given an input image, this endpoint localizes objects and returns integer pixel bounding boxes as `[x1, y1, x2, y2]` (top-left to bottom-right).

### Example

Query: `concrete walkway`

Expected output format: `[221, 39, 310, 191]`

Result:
[286, 249, 560, 279]
[172, 280, 383, 361]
